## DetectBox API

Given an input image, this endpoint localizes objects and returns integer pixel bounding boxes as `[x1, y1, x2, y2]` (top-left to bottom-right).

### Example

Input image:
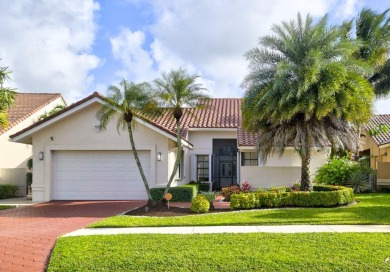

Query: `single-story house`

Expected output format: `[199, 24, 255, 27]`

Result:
[360, 114, 390, 186]
[10, 92, 329, 202]
[0, 93, 66, 195]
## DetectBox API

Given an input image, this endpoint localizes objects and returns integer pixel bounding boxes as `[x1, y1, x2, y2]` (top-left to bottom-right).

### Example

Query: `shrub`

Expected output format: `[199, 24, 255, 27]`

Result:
[0, 184, 18, 199]
[190, 195, 210, 213]
[200, 191, 217, 209]
[291, 181, 301, 191]
[230, 185, 354, 209]
[150, 184, 198, 202]
[198, 182, 210, 192]
[346, 171, 371, 193]
[221, 185, 240, 201]
[267, 187, 292, 193]
[315, 157, 356, 185]
[240, 181, 252, 193]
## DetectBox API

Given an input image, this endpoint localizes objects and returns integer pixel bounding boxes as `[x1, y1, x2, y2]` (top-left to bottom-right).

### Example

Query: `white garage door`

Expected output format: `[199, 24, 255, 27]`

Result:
[52, 150, 150, 200]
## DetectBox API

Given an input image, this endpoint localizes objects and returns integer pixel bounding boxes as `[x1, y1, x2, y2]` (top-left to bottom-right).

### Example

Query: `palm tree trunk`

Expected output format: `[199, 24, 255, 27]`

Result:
[127, 123, 153, 202]
[162, 120, 182, 201]
[300, 150, 312, 191]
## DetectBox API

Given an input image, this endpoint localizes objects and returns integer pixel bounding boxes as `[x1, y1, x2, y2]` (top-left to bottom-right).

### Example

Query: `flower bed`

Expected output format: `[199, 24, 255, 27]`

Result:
[230, 185, 354, 210]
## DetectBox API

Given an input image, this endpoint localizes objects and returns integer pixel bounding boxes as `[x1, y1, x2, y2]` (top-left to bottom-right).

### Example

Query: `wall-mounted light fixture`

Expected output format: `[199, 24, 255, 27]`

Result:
[157, 152, 162, 161]
[39, 152, 44, 161]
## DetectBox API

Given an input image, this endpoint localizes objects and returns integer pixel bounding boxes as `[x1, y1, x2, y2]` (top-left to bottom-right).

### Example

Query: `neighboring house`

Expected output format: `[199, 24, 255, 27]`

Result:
[10, 92, 328, 202]
[0, 93, 66, 196]
[360, 114, 390, 187]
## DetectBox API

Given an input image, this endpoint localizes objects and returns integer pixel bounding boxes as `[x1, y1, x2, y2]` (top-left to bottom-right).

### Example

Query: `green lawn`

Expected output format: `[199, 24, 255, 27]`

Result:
[0, 205, 15, 210]
[90, 193, 390, 228]
[48, 233, 390, 272]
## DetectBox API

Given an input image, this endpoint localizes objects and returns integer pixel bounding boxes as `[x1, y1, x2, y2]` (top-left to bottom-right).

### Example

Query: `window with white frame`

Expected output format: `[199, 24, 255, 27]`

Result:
[197, 155, 209, 182]
[241, 152, 258, 166]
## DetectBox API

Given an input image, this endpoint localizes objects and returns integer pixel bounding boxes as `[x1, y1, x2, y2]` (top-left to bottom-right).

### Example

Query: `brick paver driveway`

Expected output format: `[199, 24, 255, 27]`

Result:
[0, 200, 145, 272]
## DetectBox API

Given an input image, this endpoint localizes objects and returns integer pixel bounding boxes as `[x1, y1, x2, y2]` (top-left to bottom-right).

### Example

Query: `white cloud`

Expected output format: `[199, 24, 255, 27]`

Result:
[110, 28, 156, 81]
[375, 98, 390, 114]
[0, 0, 100, 102]
[112, 0, 333, 98]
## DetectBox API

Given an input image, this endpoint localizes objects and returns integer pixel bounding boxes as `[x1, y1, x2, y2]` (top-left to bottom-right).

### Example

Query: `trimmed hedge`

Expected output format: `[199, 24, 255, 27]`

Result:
[150, 184, 199, 202]
[230, 185, 354, 210]
[0, 184, 18, 199]
[198, 182, 210, 192]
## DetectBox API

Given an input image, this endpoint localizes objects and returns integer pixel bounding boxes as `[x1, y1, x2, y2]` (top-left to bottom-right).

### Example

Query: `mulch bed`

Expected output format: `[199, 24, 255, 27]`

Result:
[124, 205, 230, 217]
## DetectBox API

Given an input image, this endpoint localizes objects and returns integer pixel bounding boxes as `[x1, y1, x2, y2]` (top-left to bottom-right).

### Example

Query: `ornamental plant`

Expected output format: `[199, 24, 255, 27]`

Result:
[190, 195, 210, 213]
[221, 185, 240, 201]
[200, 191, 217, 209]
[240, 180, 252, 193]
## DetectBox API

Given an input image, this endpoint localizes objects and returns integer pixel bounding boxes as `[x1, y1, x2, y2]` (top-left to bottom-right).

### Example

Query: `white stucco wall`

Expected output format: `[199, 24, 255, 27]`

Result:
[240, 148, 329, 189]
[0, 97, 65, 195]
[185, 130, 237, 183]
[29, 102, 174, 202]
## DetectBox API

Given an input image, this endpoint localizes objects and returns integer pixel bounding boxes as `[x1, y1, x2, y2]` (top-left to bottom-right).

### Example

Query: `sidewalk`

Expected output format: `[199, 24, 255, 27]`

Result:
[64, 224, 390, 237]
[0, 196, 34, 206]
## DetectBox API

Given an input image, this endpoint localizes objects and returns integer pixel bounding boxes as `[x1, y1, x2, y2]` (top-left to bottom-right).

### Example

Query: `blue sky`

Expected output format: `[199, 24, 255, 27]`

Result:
[1, 0, 390, 113]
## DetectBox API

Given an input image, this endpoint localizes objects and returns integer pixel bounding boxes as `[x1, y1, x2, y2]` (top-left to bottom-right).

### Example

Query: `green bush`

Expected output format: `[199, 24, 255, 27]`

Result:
[198, 182, 210, 192]
[230, 185, 354, 209]
[190, 195, 210, 213]
[0, 184, 18, 199]
[267, 187, 292, 193]
[150, 184, 198, 202]
[315, 157, 356, 185]
[199, 191, 217, 209]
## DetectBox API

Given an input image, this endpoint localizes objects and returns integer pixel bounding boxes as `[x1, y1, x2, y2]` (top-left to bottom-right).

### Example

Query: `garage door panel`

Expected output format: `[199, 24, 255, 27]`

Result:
[52, 150, 150, 200]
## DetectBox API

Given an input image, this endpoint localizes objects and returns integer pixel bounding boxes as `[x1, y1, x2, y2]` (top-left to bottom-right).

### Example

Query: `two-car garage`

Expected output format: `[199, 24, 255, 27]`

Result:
[52, 150, 149, 200]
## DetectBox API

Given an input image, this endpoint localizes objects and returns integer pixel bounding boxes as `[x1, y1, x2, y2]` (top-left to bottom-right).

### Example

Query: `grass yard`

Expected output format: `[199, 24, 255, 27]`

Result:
[48, 233, 390, 272]
[90, 193, 390, 228]
[0, 205, 15, 210]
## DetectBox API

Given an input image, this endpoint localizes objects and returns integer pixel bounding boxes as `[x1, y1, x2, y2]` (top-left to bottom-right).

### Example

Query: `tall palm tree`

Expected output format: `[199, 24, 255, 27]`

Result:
[242, 13, 374, 191]
[352, 8, 390, 97]
[0, 65, 15, 129]
[96, 80, 159, 203]
[154, 68, 208, 199]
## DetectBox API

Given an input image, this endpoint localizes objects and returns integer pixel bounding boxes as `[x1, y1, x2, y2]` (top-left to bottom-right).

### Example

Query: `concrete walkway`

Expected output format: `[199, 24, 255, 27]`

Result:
[0, 196, 34, 206]
[65, 224, 390, 237]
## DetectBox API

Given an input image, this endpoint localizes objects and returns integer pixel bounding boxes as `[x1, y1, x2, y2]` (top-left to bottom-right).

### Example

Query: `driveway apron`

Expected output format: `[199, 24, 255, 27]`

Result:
[0, 200, 145, 272]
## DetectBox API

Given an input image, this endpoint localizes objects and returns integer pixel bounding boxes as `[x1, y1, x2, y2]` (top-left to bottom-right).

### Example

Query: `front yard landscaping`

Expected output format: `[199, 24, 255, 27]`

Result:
[48, 233, 390, 271]
[90, 193, 390, 228]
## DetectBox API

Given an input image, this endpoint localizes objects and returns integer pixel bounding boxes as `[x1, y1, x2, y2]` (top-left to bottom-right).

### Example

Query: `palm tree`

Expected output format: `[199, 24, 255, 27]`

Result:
[96, 79, 159, 204]
[154, 68, 209, 200]
[242, 14, 374, 191]
[37, 104, 67, 122]
[354, 8, 390, 97]
[0, 65, 15, 129]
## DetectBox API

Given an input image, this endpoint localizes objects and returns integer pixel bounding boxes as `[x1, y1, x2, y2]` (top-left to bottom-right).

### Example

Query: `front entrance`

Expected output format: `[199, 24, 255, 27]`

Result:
[212, 139, 238, 190]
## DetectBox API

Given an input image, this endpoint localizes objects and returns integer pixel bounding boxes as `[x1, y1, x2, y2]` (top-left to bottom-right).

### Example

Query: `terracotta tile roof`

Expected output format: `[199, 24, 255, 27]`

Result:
[147, 98, 243, 138]
[237, 127, 259, 147]
[10, 93, 259, 147]
[0, 92, 63, 135]
[366, 114, 390, 146]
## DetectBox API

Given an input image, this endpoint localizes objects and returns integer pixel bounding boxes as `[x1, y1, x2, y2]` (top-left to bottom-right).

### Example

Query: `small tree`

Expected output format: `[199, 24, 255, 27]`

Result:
[97, 80, 160, 204]
[154, 68, 209, 201]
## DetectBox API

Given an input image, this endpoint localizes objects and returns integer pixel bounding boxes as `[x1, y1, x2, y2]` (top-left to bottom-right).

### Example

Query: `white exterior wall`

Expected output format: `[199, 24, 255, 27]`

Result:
[185, 130, 237, 183]
[240, 148, 329, 189]
[30, 102, 173, 202]
[0, 97, 65, 196]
